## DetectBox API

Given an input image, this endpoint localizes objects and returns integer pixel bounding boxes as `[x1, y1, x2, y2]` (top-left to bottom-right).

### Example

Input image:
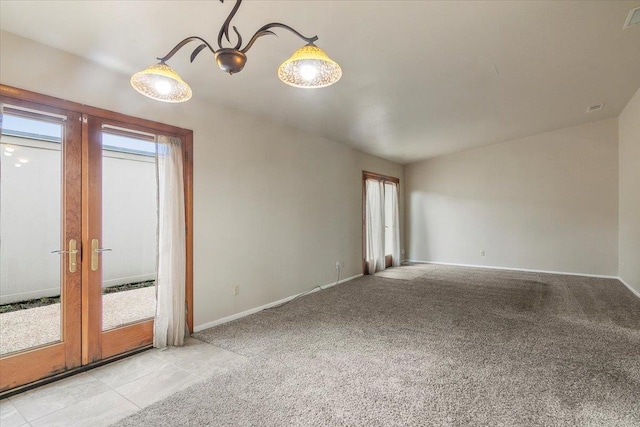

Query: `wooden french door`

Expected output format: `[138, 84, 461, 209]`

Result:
[0, 97, 83, 391]
[0, 86, 193, 392]
[82, 115, 156, 365]
[0, 97, 84, 390]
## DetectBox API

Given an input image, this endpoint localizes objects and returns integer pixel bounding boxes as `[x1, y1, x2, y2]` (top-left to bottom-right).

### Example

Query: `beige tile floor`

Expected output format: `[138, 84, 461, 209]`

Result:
[0, 337, 248, 427]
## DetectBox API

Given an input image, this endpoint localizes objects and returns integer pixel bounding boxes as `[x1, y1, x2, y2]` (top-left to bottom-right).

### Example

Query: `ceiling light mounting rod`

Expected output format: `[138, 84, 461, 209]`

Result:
[216, 0, 319, 51]
[130, 0, 342, 102]
[218, 0, 244, 49]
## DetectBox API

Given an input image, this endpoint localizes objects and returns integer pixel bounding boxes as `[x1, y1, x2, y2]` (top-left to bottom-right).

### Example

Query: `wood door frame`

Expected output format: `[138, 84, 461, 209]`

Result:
[84, 114, 187, 362]
[362, 171, 400, 275]
[82, 114, 102, 364]
[0, 85, 194, 389]
[0, 96, 83, 391]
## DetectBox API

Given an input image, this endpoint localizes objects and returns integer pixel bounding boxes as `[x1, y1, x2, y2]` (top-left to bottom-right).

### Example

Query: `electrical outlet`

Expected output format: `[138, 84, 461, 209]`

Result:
[480, 250, 486, 256]
[233, 284, 240, 296]
[401, 249, 405, 255]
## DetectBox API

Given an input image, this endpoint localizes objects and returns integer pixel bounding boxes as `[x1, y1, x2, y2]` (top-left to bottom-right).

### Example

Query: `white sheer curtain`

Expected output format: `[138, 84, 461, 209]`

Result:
[154, 135, 187, 348]
[390, 182, 401, 267]
[365, 179, 386, 274]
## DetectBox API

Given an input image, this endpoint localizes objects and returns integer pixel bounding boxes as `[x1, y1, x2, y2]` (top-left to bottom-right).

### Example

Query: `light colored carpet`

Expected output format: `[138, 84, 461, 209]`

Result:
[114, 265, 640, 426]
[0, 287, 155, 355]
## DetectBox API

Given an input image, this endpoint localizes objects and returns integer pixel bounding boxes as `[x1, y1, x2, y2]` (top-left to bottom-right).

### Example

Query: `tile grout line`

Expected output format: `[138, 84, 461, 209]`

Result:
[7, 339, 245, 425]
[193, 338, 252, 359]
[111, 348, 204, 410]
[2, 398, 30, 427]
[87, 370, 145, 411]
[112, 387, 144, 412]
[12, 365, 148, 425]
[20, 388, 116, 425]
[86, 350, 170, 391]
[7, 395, 32, 426]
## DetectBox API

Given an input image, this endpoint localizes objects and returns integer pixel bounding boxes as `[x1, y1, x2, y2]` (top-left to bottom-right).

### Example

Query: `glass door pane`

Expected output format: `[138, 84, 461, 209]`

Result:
[0, 113, 63, 355]
[100, 129, 157, 331]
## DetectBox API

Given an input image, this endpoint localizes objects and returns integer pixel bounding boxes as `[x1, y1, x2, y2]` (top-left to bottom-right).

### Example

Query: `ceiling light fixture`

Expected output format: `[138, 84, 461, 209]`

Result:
[131, 0, 342, 103]
[623, 6, 640, 29]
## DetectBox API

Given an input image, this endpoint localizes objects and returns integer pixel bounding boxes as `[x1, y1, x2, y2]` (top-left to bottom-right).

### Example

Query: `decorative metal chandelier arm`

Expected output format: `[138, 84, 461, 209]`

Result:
[241, 23, 319, 54]
[217, 0, 243, 49]
[156, 36, 217, 63]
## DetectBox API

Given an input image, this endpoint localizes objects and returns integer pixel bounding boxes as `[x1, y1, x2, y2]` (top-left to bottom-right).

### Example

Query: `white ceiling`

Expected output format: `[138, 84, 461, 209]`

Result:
[1, 1, 639, 163]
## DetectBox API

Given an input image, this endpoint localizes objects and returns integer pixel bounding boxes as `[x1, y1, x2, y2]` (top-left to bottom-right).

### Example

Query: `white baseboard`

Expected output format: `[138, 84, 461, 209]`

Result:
[193, 273, 363, 333]
[617, 276, 640, 299]
[405, 259, 619, 280]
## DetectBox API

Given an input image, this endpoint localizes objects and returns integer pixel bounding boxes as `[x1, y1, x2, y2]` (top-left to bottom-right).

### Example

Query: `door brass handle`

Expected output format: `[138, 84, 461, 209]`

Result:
[52, 239, 78, 273]
[91, 239, 112, 271]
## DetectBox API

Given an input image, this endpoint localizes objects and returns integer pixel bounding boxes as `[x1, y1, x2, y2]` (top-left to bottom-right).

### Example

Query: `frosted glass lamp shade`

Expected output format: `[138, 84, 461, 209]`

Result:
[278, 44, 342, 89]
[130, 63, 192, 103]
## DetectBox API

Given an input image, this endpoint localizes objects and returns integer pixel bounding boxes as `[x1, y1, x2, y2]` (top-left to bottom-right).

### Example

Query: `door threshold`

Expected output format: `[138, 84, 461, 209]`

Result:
[0, 345, 152, 399]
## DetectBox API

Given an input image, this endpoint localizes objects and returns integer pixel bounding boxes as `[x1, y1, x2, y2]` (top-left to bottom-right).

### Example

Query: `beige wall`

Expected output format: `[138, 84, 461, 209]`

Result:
[405, 118, 619, 276]
[619, 87, 640, 294]
[0, 31, 404, 329]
